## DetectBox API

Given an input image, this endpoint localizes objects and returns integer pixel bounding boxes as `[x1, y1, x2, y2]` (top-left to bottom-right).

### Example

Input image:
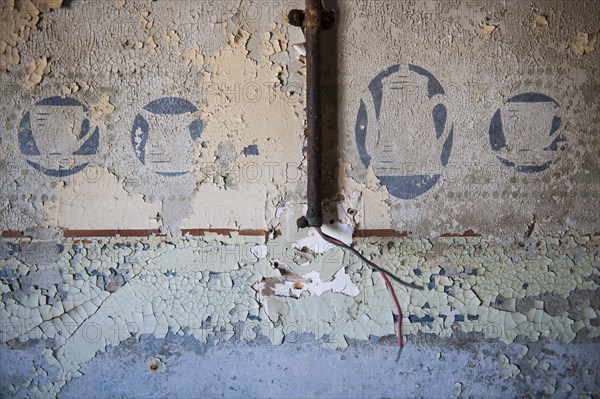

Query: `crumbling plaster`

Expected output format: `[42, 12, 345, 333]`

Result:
[0, 0, 599, 397]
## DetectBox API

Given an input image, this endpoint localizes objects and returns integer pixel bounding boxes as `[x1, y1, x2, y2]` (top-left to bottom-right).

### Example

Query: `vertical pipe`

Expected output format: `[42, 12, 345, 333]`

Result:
[304, 0, 323, 227]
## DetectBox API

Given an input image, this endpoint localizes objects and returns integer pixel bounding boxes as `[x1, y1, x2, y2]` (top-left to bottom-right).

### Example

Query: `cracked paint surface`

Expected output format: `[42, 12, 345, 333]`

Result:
[0, 0, 599, 397]
[1, 234, 599, 396]
[0, 0, 595, 236]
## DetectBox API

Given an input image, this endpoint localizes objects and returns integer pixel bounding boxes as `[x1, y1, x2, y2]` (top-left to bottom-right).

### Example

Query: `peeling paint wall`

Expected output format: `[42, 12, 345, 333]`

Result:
[1, 0, 599, 397]
[1, 234, 599, 396]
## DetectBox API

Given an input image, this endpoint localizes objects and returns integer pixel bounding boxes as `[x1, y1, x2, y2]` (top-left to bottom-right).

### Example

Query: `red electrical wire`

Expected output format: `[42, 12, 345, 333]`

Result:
[314, 227, 423, 290]
[314, 227, 418, 359]
[380, 272, 403, 360]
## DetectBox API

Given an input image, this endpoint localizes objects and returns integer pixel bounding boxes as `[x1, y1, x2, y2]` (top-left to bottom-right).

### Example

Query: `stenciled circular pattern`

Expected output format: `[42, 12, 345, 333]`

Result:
[131, 97, 203, 177]
[489, 92, 565, 173]
[18, 96, 100, 177]
[355, 64, 454, 199]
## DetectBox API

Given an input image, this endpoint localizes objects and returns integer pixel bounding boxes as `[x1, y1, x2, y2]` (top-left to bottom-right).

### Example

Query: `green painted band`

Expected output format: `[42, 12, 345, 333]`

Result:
[306, 217, 323, 227]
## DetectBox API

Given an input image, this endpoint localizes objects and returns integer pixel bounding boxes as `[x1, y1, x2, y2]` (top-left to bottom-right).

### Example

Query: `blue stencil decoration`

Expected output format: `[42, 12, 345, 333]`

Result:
[17, 96, 100, 177]
[355, 64, 454, 199]
[489, 92, 564, 173]
[131, 97, 203, 177]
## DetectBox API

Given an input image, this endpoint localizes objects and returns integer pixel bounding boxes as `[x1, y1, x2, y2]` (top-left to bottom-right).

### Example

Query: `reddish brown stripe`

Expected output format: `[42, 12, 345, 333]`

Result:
[1, 231, 23, 238]
[440, 230, 481, 237]
[2, 229, 598, 238]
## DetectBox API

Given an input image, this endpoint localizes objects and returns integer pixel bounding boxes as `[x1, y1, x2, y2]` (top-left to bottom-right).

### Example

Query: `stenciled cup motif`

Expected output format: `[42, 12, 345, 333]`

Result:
[18, 96, 99, 177]
[489, 92, 565, 173]
[131, 97, 203, 177]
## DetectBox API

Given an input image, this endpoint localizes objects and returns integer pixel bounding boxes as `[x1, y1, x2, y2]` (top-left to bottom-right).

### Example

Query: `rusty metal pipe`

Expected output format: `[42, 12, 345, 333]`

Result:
[289, 0, 334, 228]
[304, 0, 323, 227]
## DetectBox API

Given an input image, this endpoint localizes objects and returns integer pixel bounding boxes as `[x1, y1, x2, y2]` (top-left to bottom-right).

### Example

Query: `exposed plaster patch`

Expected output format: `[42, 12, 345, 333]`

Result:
[163, 30, 180, 47]
[529, 15, 549, 30]
[88, 95, 115, 127]
[22, 56, 50, 90]
[181, 46, 204, 68]
[303, 268, 360, 297]
[478, 21, 497, 37]
[0, 0, 61, 76]
[571, 31, 597, 56]
[255, 266, 359, 305]
[43, 170, 162, 230]
[143, 36, 157, 52]
[30, 0, 62, 13]
[60, 82, 80, 97]
[140, 12, 153, 30]
[293, 223, 352, 255]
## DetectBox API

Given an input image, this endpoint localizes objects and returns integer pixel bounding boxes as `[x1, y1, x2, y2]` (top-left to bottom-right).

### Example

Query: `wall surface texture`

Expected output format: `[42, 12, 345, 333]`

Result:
[0, 0, 599, 397]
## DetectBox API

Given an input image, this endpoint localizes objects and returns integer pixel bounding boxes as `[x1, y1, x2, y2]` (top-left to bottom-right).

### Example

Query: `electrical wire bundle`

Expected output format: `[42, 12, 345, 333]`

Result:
[315, 227, 424, 360]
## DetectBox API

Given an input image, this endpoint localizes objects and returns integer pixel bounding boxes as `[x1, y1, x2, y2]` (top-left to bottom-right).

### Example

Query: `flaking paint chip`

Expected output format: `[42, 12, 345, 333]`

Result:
[529, 15, 548, 30]
[571, 31, 597, 56]
[23, 57, 50, 90]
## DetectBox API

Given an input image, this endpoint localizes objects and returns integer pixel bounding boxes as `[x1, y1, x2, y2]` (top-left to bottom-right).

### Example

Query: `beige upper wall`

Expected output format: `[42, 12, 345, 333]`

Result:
[0, 0, 598, 237]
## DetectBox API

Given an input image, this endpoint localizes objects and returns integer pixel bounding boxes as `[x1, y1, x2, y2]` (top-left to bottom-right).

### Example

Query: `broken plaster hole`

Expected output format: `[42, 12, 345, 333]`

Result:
[149, 357, 166, 373]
